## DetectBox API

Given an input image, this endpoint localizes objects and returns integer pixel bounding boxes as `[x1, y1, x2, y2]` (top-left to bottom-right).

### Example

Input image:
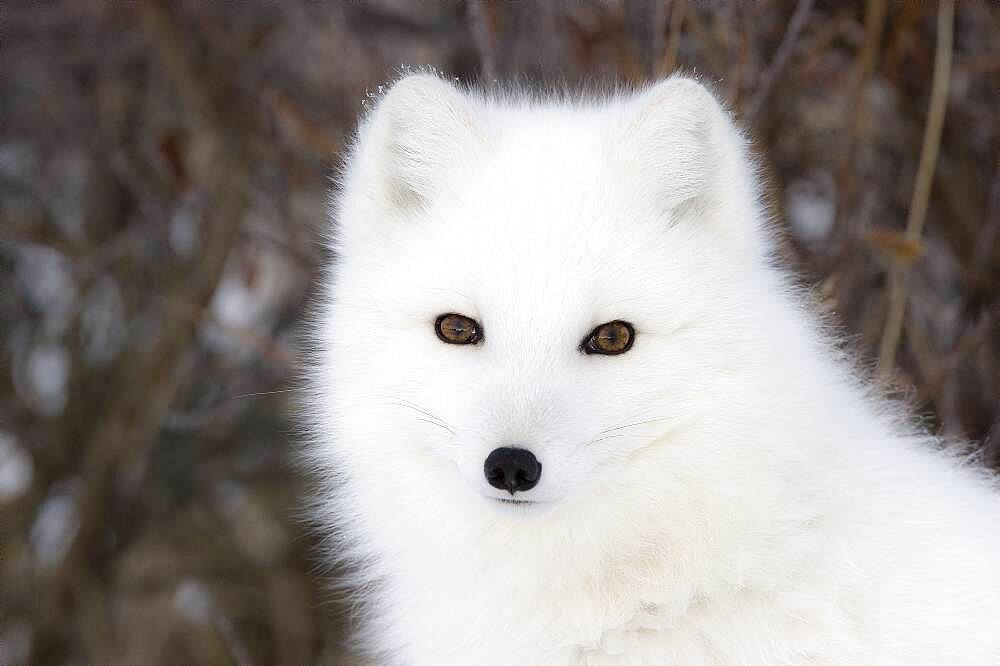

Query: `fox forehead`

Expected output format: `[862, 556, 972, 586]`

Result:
[385, 188, 670, 322]
[408, 125, 674, 283]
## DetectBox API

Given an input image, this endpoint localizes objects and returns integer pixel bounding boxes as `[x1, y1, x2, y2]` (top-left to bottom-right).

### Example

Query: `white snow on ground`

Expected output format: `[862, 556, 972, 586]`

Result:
[24, 342, 70, 417]
[81, 275, 126, 365]
[30, 482, 81, 569]
[174, 577, 214, 624]
[204, 240, 298, 360]
[0, 431, 33, 501]
[16, 245, 76, 338]
[785, 169, 836, 244]
[169, 195, 202, 259]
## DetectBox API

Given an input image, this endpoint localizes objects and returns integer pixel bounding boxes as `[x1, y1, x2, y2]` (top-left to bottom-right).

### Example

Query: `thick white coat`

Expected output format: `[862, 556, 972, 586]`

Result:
[304, 73, 1000, 664]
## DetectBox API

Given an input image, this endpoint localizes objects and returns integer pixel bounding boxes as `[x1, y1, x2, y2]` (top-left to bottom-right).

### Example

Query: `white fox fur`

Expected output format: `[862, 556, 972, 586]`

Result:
[304, 72, 1000, 664]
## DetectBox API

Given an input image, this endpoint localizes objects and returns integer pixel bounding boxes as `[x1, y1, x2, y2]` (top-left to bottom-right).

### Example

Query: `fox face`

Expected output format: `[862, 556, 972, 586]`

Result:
[315, 73, 773, 519]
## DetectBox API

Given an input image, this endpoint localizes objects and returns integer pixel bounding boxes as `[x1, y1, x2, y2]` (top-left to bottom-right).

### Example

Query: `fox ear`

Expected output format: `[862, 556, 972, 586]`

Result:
[618, 76, 765, 258]
[353, 73, 486, 213]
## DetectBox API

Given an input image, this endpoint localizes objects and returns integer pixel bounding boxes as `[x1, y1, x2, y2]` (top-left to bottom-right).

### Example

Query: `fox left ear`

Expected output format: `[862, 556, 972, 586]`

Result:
[616, 76, 766, 260]
[351, 72, 487, 215]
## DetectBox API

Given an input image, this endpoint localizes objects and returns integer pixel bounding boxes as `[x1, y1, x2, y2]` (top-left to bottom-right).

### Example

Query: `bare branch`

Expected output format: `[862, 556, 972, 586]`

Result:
[878, 0, 955, 376]
[744, 0, 815, 123]
[466, 1, 498, 81]
[32, 0, 254, 649]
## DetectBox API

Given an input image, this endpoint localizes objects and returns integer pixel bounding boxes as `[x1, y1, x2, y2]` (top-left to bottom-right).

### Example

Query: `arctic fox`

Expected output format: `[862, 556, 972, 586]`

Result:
[305, 72, 1000, 664]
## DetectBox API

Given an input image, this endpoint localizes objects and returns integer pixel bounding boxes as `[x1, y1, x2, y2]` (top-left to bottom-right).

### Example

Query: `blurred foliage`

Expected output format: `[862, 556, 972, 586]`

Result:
[1, 1, 998, 662]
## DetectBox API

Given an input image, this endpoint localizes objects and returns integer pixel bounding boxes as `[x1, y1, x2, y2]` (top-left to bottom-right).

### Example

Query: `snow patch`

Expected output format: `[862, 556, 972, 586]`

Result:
[0, 432, 33, 501]
[30, 482, 82, 569]
[785, 170, 836, 244]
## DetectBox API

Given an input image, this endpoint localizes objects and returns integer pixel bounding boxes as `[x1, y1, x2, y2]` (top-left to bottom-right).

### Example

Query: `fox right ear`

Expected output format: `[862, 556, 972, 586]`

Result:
[351, 73, 486, 214]
[617, 77, 767, 261]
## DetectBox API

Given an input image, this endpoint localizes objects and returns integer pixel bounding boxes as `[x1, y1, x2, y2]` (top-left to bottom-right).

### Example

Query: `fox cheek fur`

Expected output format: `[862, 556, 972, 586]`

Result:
[303, 72, 1000, 664]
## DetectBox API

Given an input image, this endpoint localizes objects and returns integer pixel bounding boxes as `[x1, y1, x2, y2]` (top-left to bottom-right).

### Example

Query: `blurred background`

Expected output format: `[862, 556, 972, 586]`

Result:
[2, 0, 998, 662]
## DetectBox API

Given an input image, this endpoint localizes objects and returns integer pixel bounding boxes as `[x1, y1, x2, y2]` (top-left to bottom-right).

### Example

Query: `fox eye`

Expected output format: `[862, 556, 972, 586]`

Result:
[435, 313, 482, 345]
[582, 320, 634, 355]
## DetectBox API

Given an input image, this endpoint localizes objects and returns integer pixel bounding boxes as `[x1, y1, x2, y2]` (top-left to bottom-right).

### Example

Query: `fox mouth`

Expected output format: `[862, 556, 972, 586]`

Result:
[481, 493, 554, 517]
[493, 497, 539, 506]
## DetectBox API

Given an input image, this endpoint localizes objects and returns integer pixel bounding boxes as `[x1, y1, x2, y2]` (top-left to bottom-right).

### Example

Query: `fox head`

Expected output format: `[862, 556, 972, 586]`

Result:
[309, 73, 798, 525]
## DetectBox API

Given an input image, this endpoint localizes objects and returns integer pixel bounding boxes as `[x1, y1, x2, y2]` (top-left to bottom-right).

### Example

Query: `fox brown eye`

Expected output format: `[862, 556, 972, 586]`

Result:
[435, 313, 482, 345]
[583, 320, 634, 355]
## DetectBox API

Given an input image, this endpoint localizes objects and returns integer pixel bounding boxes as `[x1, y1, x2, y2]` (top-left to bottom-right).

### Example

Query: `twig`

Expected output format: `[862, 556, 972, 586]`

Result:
[832, 0, 888, 251]
[794, 8, 857, 79]
[466, 1, 498, 81]
[982, 418, 1000, 469]
[916, 299, 999, 406]
[651, 0, 671, 78]
[724, 2, 742, 106]
[968, 164, 1000, 289]
[744, 0, 814, 123]
[878, 0, 955, 376]
[657, 0, 686, 77]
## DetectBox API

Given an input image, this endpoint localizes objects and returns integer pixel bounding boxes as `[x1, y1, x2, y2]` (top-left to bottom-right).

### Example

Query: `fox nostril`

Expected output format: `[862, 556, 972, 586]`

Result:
[483, 447, 542, 494]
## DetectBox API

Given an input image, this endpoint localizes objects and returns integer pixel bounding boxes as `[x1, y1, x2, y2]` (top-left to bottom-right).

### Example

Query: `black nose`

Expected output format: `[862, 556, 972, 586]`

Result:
[484, 447, 542, 495]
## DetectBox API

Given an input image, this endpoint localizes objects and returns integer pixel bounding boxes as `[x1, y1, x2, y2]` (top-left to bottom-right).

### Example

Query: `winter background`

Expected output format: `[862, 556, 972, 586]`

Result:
[1, 1, 998, 662]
